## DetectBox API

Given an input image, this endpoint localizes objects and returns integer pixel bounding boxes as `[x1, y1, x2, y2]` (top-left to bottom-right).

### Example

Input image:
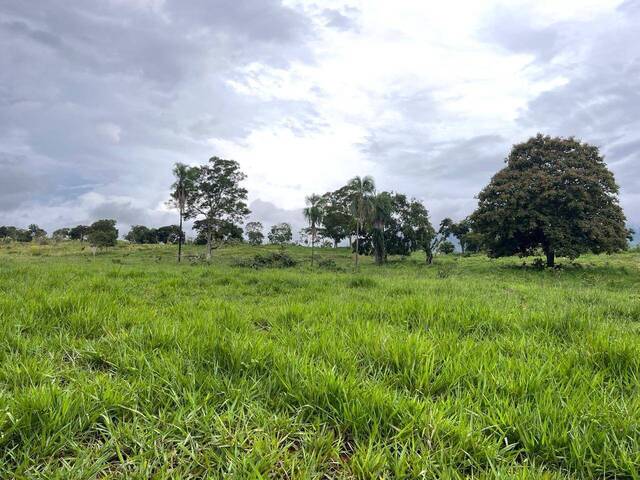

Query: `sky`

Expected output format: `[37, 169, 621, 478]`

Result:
[1, 0, 639, 237]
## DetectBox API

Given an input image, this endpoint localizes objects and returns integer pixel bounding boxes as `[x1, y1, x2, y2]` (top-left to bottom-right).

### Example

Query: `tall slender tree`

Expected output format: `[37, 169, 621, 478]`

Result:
[170, 163, 198, 262]
[348, 175, 376, 269]
[303, 194, 324, 266]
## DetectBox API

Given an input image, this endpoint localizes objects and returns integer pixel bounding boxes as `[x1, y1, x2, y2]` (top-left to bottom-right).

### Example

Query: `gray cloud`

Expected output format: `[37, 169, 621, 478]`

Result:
[478, 7, 562, 61]
[511, 0, 640, 223]
[0, 0, 318, 231]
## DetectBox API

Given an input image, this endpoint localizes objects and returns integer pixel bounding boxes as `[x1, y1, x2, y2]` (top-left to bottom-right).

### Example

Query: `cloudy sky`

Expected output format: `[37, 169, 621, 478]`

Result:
[1, 0, 638, 237]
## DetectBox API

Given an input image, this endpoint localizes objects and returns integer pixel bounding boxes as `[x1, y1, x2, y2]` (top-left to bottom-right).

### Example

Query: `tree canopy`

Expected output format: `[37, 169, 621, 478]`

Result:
[268, 223, 293, 245]
[303, 194, 324, 265]
[125, 225, 158, 244]
[245, 222, 264, 246]
[472, 134, 631, 267]
[87, 219, 118, 249]
[183, 157, 250, 260]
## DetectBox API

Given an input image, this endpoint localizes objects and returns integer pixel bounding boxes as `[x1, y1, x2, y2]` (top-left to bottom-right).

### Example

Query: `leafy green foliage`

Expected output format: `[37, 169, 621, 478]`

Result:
[0, 226, 32, 242]
[319, 187, 354, 247]
[245, 221, 265, 246]
[439, 240, 455, 254]
[268, 223, 293, 245]
[249, 251, 298, 268]
[156, 225, 182, 244]
[125, 225, 158, 244]
[193, 219, 243, 245]
[52, 228, 70, 241]
[183, 157, 250, 260]
[68, 225, 89, 243]
[472, 134, 631, 267]
[86, 219, 118, 249]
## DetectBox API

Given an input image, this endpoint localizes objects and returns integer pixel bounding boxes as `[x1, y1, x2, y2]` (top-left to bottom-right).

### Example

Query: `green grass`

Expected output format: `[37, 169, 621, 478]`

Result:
[1, 241, 639, 479]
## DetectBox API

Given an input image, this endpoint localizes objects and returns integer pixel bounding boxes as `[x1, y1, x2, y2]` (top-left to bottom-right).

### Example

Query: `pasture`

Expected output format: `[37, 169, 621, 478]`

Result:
[0, 242, 639, 478]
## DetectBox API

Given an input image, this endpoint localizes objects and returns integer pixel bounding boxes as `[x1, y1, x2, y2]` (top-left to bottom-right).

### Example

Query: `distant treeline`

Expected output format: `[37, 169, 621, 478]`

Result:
[2, 134, 634, 267]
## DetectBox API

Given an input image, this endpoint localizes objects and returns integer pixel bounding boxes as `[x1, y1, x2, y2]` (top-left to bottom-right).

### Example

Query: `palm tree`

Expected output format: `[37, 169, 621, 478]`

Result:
[348, 175, 376, 269]
[303, 194, 324, 266]
[170, 163, 197, 262]
[371, 192, 393, 265]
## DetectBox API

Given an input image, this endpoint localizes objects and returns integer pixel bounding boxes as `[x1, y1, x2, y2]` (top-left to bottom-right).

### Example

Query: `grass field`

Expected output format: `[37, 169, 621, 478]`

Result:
[1, 242, 639, 479]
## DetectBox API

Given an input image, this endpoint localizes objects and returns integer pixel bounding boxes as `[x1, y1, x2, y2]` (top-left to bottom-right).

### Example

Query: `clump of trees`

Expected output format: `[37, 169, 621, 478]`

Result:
[0, 226, 36, 242]
[169, 157, 250, 261]
[301, 176, 444, 267]
[124, 225, 182, 244]
[471, 134, 632, 267]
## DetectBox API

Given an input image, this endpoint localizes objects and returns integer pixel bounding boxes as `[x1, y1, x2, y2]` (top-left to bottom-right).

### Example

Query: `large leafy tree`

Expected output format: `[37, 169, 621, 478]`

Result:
[169, 163, 199, 262]
[452, 217, 484, 254]
[0, 226, 17, 240]
[303, 194, 324, 266]
[156, 225, 182, 244]
[52, 228, 70, 241]
[69, 225, 90, 243]
[348, 175, 376, 269]
[245, 221, 264, 246]
[409, 200, 437, 263]
[320, 186, 355, 248]
[125, 225, 158, 244]
[183, 157, 250, 261]
[28, 224, 46, 239]
[472, 134, 631, 267]
[87, 219, 118, 250]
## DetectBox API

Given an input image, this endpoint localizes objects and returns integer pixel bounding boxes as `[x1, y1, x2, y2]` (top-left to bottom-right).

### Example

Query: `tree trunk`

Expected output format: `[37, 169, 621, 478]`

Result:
[206, 229, 213, 261]
[426, 247, 433, 264]
[355, 223, 360, 270]
[373, 221, 384, 265]
[333, 238, 338, 249]
[311, 230, 315, 267]
[178, 208, 183, 263]
[545, 249, 555, 268]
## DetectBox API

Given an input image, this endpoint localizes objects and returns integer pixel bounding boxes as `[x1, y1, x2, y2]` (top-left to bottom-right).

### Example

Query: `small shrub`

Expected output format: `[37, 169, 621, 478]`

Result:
[235, 252, 298, 269]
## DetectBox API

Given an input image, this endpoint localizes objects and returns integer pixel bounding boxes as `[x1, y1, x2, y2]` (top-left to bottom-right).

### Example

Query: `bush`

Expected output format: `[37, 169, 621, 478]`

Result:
[235, 252, 298, 269]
